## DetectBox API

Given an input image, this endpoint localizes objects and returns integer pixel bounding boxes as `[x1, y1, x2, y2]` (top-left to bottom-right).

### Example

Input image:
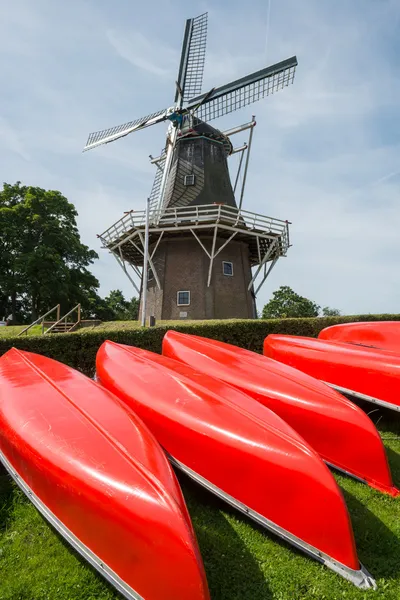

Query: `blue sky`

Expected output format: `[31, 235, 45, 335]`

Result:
[1, 0, 400, 314]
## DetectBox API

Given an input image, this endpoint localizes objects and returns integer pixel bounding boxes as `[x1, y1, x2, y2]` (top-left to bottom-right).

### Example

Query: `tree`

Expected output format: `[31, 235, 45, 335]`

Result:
[85, 290, 139, 321]
[0, 182, 99, 321]
[103, 290, 139, 321]
[321, 306, 341, 317]
[262, 286, 320, 319]
[127, 297, 140, 321]
[104, 290, 130, 319]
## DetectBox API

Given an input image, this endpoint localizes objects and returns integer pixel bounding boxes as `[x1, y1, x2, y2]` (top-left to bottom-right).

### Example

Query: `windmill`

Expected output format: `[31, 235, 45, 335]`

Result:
[85, 12, 297, 322]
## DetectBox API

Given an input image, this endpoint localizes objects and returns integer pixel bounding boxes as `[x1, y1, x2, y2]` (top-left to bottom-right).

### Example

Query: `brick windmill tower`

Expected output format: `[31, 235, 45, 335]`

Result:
[84, 13, 297, 322]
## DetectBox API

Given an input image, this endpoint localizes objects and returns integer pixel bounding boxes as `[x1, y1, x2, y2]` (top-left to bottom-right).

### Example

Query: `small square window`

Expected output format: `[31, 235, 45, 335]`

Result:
[184, 174, 196, 186]
[177, 291, 190, 306]
[222, 261, 233, 276]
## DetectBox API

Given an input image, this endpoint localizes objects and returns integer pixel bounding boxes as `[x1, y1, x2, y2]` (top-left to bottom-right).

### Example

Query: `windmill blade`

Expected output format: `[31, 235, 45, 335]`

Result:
[175, 12, 208, 104]
[83, 108, 170, 151]
[186, 56, 297, 122]
[189, 86, 215, 114]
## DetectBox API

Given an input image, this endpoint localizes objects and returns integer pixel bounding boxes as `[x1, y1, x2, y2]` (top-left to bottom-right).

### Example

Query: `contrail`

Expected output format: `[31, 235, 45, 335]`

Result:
[264, 0, 272, 63]
[370, 169, 400, 187]
[346, 169, 400, 199]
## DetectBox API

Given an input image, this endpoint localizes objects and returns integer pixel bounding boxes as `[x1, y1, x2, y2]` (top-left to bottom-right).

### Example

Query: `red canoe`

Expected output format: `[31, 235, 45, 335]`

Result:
[264, 334, 400, 415]
[0, 348, 209, 600]
[162, 331, 397, 497]
[319, 321, 400, 353]
[97, 340, 376, 588]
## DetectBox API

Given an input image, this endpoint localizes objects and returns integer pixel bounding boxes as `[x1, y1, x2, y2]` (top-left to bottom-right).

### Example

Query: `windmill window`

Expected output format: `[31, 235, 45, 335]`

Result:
[177, 291, 190, 306]
[184, 174, 196, 186]
[223, 261, 234, 276]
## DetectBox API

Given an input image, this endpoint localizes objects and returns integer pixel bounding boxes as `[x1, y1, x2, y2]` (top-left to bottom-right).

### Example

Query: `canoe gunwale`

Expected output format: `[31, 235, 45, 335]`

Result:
[323, 381, 400, 413]
[324, 461, 366, 485]
[0, 448, 145, 600]
[166, 453, 377, 590]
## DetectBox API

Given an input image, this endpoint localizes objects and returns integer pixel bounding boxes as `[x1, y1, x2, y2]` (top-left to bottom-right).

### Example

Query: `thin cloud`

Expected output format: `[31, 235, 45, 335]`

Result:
[106, 29, 176, 78]
[344, 170, 400, 200]
[264, 0, 272, 62]
[0, 117, 31, 161]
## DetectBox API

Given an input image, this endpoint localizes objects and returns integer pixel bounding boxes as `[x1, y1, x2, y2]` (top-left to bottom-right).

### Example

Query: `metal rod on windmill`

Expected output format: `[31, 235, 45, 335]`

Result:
[84, 12, 298, 321]
[239, 116, 256, 210]
[233, 145, 247, 194]
[141, 197, 150, 327]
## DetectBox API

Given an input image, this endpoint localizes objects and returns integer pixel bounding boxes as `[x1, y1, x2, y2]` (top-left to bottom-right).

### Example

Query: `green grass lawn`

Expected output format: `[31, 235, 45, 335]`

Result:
[0, 413, 399, 600]
[0, 325, 44, 338]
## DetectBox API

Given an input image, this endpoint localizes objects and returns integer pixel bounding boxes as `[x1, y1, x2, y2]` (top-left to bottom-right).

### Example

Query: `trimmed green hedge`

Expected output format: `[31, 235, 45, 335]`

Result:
[1, 314, 399, 377]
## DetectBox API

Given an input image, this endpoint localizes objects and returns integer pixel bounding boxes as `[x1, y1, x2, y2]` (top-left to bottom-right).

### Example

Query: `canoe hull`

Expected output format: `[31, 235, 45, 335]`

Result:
[319, 321, 400, 353]
[96, 340, 376, 588]
[0, 448, 144, 600]
[162, 331, 397, 496]
[0, 349, 209, 600]
[264, 333, 400, 415]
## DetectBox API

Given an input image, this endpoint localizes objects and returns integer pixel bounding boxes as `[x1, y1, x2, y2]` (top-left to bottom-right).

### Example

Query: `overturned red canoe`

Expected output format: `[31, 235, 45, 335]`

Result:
[97, 340, 376, 588]
[0, 348, 209, 600]
[319, 321, 400, 353]
[264, 334, 400, 416]
[163, 331, 397, 497]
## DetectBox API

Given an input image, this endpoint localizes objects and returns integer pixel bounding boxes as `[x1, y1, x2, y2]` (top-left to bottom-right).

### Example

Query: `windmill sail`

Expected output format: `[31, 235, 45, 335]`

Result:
[84, 108, 169, 151]
[187, 56, 297, 121]
[175, 13, 208, 104]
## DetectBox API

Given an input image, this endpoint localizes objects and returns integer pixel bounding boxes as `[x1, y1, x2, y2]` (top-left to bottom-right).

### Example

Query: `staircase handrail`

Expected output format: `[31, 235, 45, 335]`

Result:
[44, 304, 81, 335]
[17, 304, 61, 336]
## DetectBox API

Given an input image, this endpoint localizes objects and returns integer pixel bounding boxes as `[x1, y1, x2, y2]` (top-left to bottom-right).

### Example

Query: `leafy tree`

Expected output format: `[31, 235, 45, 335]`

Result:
[322, 306, 341, 317]
[80, 292, 109, 321]
[262, 286, 320, 319]
[103, 290, 139, 321]
[0, 182, 99, 321]
[105, 290, 130, 319]
[84, 290, 139, 321]
[127, 296, 140, 321]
